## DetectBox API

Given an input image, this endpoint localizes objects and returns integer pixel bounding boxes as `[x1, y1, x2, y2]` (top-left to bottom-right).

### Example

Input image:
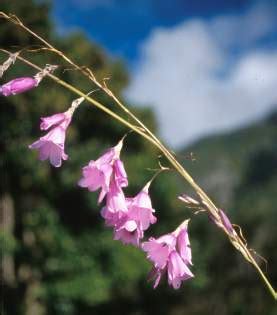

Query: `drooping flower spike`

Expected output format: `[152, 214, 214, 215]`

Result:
[0, 64, 57, 96]
[0, 51, 19, 78]
[142, 220, 194, 289]
[29, 95, 85, 167]
[100, 166, 162, 246]
[78, 138, 128, 203]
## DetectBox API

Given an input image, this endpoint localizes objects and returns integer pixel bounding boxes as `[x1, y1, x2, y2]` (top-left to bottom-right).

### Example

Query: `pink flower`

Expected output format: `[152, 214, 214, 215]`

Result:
[29, 95, 86, 167]
[142, 220, 193, 289]
[40, 112, 68, 130]
[78, 140, 128, 203]
[0, 65, 57, 96]
[100, 180, 128, 227]
[29, 112, 71, 167]
[114, 182, 157, 246]
[0, 77, 38, 96]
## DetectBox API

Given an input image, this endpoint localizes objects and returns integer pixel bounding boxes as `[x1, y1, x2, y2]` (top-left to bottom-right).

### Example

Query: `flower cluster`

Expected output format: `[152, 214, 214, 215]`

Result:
[142, 220, 193, 289]
[78, 140, 157, 246]
[77, 141, 193, 288]
[1, 59, 194, 290]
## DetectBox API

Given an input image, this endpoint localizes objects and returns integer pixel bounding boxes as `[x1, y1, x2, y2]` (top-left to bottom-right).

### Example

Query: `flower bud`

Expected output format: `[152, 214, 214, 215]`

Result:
[0, 77, 38, 96]
[0, 64, 58, 97]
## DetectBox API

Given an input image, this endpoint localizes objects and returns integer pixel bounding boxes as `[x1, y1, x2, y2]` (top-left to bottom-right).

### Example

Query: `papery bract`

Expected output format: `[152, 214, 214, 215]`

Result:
[0, 52, 19, 78]
[219, 209, 234, 234]
[209, 209, 234, 235]
[142, 220, 193, 289]
[78, 140, 127, 203]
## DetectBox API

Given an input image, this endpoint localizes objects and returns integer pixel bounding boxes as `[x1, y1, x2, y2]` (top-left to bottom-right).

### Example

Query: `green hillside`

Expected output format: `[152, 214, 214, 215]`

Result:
[181, 111, 277, 208]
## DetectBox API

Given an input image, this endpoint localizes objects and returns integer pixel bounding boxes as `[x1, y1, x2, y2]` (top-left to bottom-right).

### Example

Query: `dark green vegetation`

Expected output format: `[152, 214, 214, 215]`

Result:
[1, 1, 276, 314]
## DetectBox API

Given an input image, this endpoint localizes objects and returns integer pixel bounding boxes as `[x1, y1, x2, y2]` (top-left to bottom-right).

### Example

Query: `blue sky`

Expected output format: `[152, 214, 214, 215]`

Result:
[52, 0, 277, 147]
[52, 0, 274, 62]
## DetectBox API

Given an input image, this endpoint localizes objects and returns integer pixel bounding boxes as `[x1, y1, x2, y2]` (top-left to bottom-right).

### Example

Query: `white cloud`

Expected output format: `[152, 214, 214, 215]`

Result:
[211, 2, 277, 48]
[125, 3, 277, 148]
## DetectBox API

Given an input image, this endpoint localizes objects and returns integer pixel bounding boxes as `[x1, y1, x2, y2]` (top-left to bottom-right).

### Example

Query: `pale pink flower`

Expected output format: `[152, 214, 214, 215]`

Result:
[114, 220, 142, 246]
[78, 140, 128, 203]
[40, 112, 68, 130]
[29, 96, 87, 167]
[0, 77, 38, 96]
[167, 251, 193, 289]
[114, 182, 157, 246]
[142, 220, 193, 289]
[29, 117, 71, 167]
[100, 180, 128, 227]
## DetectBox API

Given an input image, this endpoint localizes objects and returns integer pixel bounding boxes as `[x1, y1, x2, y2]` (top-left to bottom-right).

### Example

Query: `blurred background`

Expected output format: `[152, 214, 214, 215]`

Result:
[1, 0, 276, 314]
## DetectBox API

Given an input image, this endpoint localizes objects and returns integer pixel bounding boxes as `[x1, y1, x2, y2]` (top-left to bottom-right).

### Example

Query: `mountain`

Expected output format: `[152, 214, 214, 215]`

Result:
[180, 110, 277, 207]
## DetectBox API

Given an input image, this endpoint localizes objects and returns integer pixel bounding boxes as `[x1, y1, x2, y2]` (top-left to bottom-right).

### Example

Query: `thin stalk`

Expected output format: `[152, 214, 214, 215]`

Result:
[1, 30, 276, 300]
[0, 49, 159, 147]
[0, 11, 222, 219]
[0, 11, 168, 146]
[2, 49, 276, 300]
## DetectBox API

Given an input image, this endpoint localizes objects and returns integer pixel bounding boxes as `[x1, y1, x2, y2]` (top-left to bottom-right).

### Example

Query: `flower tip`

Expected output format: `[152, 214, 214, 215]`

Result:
[114, 138, 123, 155]
[143, 181, 151, 192]
[179, 219, 190, 229]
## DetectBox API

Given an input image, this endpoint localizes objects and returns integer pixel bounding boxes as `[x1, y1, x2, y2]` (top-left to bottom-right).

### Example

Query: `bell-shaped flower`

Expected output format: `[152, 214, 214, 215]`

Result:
[40, 112, 69, 130]
[29, 95, 86, 167]
[78, 139, 128, 203]
[113, 182, 157, 246]
[114, 220, 142, 246]
[167, 251, 193, 289]
[100, 180, 128, 227]
[142, 220, 193, 289]
[29, 117, 71, 167]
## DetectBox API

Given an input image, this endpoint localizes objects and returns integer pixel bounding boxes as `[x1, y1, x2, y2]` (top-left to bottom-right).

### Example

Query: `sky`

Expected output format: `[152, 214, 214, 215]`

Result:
[52, 0, 277, 148]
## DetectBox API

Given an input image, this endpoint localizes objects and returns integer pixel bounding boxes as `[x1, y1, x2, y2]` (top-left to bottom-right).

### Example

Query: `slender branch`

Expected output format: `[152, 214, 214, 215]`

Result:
[1, 13, 276, 300]
[0, 12, 221, 219]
